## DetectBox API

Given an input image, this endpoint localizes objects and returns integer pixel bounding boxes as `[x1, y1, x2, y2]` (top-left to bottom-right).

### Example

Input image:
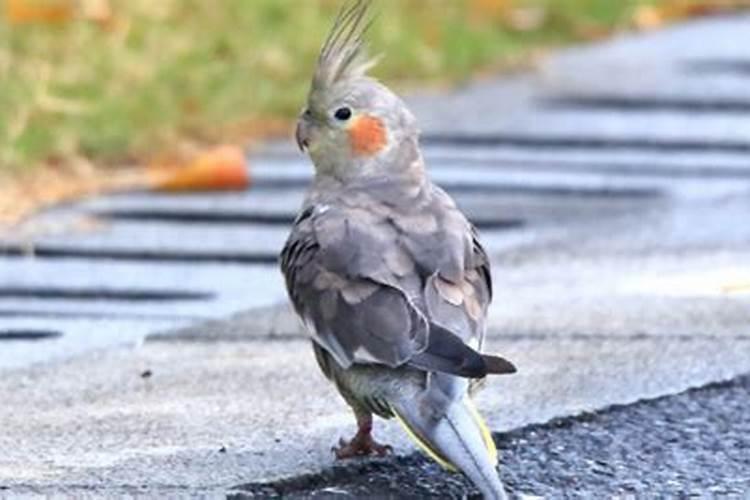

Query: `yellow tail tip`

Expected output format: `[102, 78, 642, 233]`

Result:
[392, 407, 458, 472]
[391, 398, 498, 472]
[465, 397, 498, 464]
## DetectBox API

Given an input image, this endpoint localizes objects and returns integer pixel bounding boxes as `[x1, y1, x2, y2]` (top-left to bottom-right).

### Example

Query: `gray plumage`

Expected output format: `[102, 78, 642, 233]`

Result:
[281, 159, 496, 375]
[281, 1, 515, 498]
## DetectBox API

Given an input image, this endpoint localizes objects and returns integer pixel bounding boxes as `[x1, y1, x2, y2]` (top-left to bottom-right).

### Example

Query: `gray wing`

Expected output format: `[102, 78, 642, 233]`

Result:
[280, 188, 513, 377]
[280, 204, 429, 370]
[402, 187, 492, 347]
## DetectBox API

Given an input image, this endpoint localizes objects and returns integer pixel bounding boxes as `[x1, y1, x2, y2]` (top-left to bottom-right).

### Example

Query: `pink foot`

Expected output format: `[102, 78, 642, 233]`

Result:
[332, 414, 392, 459]
[333, 431, 393, 459]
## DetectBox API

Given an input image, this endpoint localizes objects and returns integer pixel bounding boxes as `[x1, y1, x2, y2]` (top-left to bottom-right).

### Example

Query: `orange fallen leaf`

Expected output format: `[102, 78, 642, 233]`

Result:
[574, 21, 615, 41]
[151, 145, 250, 192]
[633, 0, 750, 31]
[677, 0, 750, 16]
[5, 0, 74, 24]
[633, 5, 665, 31]
[469, 0, 515, 20]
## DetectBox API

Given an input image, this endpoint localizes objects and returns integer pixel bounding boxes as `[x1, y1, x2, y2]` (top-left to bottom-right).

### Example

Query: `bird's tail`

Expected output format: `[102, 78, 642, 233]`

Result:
[391, 395, 508, 500]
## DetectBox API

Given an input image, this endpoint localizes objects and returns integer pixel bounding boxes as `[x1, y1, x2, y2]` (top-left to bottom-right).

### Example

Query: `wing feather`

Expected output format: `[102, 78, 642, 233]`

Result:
[281, 204, 428, 369]
[280, 183, 502, 377]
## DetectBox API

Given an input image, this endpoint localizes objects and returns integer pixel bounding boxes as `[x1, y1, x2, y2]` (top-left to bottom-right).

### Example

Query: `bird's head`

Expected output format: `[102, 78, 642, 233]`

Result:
[296, 0, 419, 179]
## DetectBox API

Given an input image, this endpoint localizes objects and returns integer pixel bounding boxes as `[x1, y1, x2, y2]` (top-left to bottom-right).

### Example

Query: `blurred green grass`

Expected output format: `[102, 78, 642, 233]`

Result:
[0, 0, 657, 171]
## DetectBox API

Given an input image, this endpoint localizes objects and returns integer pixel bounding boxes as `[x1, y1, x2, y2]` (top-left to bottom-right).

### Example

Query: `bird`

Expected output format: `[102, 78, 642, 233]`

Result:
[280, 1, 516, 498]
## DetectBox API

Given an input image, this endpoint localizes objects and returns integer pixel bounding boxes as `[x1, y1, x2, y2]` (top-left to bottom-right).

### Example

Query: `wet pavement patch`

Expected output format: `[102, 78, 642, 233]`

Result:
[684, 59, 750, 76]
[93, 208, 527, 232]
[541, 95, 750, 114]
[0, 329, 62, 341]
[244, 176, 664, 199]
[0, 245, 279, 265]
[426, 156, 750, 179]
[231, 375, 750, 499]
[419, 134, 750, 154]
[0, 309, 201, 321]
[94, 209, 296, 226]
[0, 286, 213, 302]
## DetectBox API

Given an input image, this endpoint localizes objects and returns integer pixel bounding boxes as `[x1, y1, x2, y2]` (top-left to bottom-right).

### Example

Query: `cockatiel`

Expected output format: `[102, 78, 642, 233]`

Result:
[280, 1, 516, 498]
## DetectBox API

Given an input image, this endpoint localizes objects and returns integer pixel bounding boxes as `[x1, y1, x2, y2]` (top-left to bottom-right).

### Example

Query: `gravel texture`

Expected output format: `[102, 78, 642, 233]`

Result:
[233, 375, 750, 499]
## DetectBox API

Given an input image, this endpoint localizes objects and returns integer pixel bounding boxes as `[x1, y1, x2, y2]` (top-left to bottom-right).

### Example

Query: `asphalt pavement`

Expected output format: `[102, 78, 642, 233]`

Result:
[232, 376, 750, 499]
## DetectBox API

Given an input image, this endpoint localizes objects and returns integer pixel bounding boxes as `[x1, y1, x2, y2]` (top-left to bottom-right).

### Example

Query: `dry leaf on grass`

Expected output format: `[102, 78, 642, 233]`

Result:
[633, 5, 667, 30]
[5, 0, 113, 26]
[0, 161, 146, 228]
[633, 0, 750, 31]
[0, 144, 249, 229]
[5, 0, 74, 24]
[149, 145, 250, 193]
[468, 0, 514, 21]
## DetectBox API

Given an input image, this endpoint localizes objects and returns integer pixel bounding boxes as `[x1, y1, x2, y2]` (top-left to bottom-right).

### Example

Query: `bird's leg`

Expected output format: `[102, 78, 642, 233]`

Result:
[333, 412, 393, 459]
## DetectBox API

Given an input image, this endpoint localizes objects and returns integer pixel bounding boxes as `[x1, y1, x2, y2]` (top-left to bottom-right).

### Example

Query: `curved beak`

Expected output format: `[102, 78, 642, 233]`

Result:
[295, 119, 310, 153]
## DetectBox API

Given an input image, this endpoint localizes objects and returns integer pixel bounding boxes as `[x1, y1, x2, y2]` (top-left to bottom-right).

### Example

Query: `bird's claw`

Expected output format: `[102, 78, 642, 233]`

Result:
[333, 433, 393, 459]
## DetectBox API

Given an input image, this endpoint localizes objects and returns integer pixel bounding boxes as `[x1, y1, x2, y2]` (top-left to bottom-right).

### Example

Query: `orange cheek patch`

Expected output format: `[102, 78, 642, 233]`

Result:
[348, 115, 387, 156]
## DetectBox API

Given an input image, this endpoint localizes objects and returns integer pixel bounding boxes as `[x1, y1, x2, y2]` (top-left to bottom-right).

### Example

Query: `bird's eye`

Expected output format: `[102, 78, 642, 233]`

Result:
[334, 107, 352, 121]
